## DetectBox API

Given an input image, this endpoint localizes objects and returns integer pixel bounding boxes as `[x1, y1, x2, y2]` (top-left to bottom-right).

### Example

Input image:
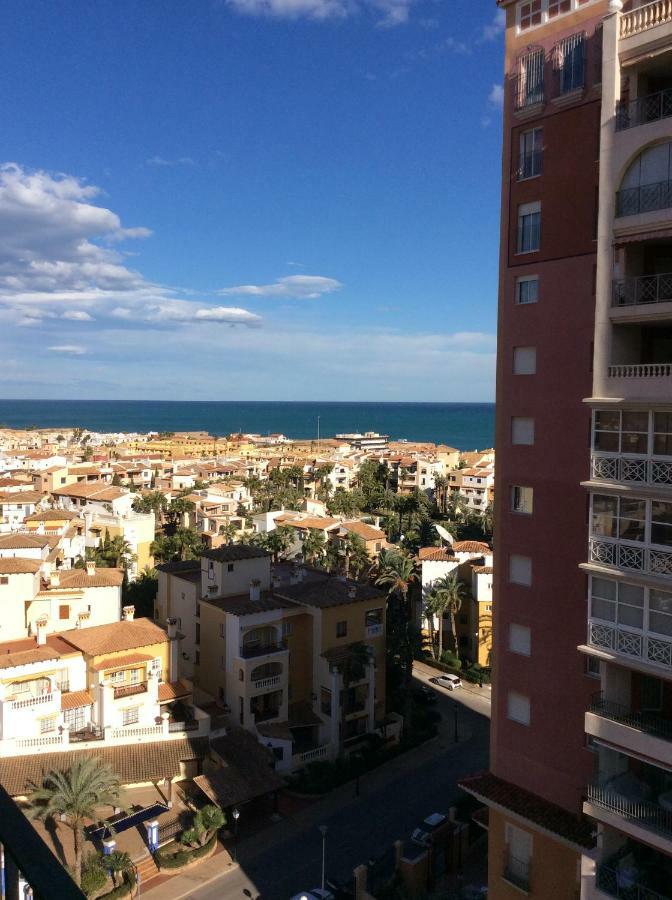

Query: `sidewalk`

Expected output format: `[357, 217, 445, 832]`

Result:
[142, 715, 474, 899]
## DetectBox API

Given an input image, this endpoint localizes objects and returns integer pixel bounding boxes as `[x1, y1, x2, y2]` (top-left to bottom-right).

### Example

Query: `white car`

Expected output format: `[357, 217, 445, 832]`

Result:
[290, 891, 335, 900]
[430, 674, 462, 691]
[411, 812, 448, 847]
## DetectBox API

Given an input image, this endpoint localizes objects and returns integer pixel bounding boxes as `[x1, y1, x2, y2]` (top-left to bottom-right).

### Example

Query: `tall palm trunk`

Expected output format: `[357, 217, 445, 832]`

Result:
[73, 821, 83, 887]
[438, 614, 444, 660]
[450, 608, 458, 653]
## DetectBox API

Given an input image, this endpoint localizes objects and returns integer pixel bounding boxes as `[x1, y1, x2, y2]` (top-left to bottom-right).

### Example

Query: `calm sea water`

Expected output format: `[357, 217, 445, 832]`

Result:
[0, 401, 495, 450]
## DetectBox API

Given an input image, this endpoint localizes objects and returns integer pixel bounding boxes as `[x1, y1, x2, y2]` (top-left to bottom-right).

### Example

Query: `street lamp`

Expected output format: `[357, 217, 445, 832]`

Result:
[319, 825, 328, 891]
[232, 807, 240, 863]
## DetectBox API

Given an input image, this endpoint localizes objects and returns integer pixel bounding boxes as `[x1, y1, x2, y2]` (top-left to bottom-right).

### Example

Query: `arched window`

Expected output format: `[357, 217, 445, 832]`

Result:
[617, 142, 672, 217]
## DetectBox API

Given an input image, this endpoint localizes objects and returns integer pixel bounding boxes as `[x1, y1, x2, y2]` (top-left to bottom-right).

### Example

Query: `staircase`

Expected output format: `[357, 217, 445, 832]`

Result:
[135, 853, 160, 888]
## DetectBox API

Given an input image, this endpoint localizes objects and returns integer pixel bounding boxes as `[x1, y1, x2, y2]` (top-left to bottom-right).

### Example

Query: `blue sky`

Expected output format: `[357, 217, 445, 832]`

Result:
[0, 0, 503, 402]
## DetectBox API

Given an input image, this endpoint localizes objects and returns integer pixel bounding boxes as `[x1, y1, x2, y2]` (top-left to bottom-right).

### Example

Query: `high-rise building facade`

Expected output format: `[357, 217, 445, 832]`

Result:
[462, 1, 672, 898]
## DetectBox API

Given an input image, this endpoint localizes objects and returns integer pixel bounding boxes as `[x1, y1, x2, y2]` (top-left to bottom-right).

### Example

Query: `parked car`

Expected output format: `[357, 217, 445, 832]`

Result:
[290, 891, 335, 900]
[411, 812, 448, 847]
[412, 685, 438, 705]
[430, 674, 462, 691]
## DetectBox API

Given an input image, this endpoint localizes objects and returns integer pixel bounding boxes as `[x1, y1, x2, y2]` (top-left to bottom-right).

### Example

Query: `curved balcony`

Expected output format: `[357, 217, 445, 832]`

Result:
[616, 181, 672, 219]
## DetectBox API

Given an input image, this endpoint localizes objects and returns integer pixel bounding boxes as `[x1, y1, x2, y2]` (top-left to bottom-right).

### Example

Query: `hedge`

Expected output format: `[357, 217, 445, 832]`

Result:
[100, 872, 136, 900]
[155, 832, 217, 869]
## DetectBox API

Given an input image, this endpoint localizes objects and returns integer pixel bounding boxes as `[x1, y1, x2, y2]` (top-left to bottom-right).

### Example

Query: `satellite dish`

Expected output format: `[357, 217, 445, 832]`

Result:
[434, 523, 454, 545]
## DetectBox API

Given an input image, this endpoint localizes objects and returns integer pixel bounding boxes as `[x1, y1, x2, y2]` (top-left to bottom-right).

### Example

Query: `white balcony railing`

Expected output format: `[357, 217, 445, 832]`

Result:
[589, 538, 672, 578]
[609, 364, 672, 379]
[251, 676, 281, 692]
[621, 0, 672, 38]
[591, 454, 672, 488]
[297, 745, 329, 764]
[10, 692, 59, 710]
[589, 621, 672, 671]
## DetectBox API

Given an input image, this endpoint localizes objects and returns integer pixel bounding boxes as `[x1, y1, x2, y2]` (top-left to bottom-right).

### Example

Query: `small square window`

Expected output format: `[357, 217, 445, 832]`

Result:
[59, 604, 70, 620]
[507, 691, 531, 725]
[516, 276, 538, 305]
[509, 623, 531, 656]
[511, 485, 534, 515]
[512, 417, 535, 446]
[0, 576, 8, 586]
[585, 655, 601, 679]
[336, 621, 347, 638]
[228, 563, 234, 572]
[517, 202, 541, 254]
[509, 554, 532, 586]
[513, 347, 537, 375]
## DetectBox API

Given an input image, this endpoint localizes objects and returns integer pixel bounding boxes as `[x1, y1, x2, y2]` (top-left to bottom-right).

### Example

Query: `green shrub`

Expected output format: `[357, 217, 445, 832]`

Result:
[100, 871, 136, 899]
[155, 832, 217, 869]
[80, 853, 107, 898]
[439, 651, 462, 670]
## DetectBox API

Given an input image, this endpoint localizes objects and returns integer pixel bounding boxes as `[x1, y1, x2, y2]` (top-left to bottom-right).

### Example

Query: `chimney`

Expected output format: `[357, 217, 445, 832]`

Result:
[77, 611, 91, 628]
[166, 617, 178, 639]
[374, 516, 381, 529]
[86, 560, 96, 577]
[50, 571, 60, 589]
[35, 617, 48, 646]
[249, 579, 261, 603]
[122, 605, 135, 622]
[348, 584, 357, 599]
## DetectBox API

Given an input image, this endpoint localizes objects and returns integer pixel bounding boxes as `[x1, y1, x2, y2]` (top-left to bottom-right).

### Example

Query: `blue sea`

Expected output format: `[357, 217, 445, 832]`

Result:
[0, 401, 495, 451]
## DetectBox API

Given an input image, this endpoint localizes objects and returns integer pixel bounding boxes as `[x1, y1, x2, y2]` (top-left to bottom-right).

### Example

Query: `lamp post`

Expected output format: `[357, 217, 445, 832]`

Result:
[319, 825, 328, 891]
[232, 808, 240, 863]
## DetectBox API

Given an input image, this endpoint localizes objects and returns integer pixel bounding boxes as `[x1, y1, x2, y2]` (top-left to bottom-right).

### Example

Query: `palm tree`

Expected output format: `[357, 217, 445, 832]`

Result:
[104, 850, 132, 888]
[150, 533, 178, 564]
[27, 758, 124, 888]
[103, 535, 136, 571]
[341, 532, 369, 580]
[174, 526, 204, 561]
[432, 573, 467, 654]
[165, 497, 196, 533]
[263, 525, 294, 563]
[375, 550, 418, 619]
[218, 523, 237, 545]
[445, 490, 469, 523]
[302, 528, 326, 566]
[132, 490, 168, 521]
[481, 502, 494, 539]
[424, 583, 453, 659]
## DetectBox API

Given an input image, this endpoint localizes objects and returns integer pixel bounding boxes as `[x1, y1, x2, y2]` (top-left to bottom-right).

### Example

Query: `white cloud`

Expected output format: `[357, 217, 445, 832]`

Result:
[488, 83, 504, 109]
[48, 344, 86, 355]
[146, 155, 195, 167]
[219, 274, 342, 300]
[0, 163, 261, 330]
[481, 9, 505, 42]
[62, 310, 93, 321]
[226, 0, 415, 26]
[195, 306, 263, 325]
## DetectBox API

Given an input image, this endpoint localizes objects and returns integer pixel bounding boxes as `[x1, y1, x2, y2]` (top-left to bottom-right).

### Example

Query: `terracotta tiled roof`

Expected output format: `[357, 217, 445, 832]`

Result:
[276, 516, 340, 531]
[24, 510, 79, 522]
[195, 729, 283, 808]
[452, 541, 491, 554]
[54, 568, 124, 589]
[339, 521, 386, 541]
[472, 565, 494, 574]
[52, 482, 127, 501]
[0, 737, 208, 796]
[92, 652, 154, 672]
[0, 492, 44, 504]
[459, 772, 595, 850]
[61, 690, 93, 710]
[0, 534, 52, 550]
[0, 557, 40, 575]
[60, 618, 168, 657]
[277, 574, 384, 609]
[158, 680, 191, 702]
[418, 547, 455, 562]
[202, 545, 270, 562]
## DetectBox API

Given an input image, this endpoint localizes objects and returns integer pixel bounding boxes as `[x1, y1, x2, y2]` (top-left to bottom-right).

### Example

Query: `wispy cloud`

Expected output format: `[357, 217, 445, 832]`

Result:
[225, 0, 417, 27]
[219, 274, 342, 300]
[480, 9, 505, 43]
[62, 310, 94, 321]
[145, 155, 195, 167]
[48, 344, 86, 355]
[488, 83, 504, 108]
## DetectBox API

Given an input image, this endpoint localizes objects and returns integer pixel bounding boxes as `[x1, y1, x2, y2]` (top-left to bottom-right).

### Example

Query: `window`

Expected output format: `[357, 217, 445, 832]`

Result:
[64, 706, 86, 732]
[654, 412, 672, 457]
[195, 623, 201, 645]
[517, 202, 541, 253]
[149, 657, 162, 677]
[129, 668, 141, 685]
[108, 670, 124, 684]
[509, 555, 532, 586]
[518, 128, 543, 179]
[58, 604, 70, 621]
[122, 706, 140, 726]
[554, 33, 586, 95]
[513, 347, 537, 375]
[365, 608, 383, 627]
[519, 0, 542, 30]
[516, 275, 538, 305]
[0, 577, 7, 586]
[591, 494, 646, 543]
[511, 486, 534, 515]
[640, 676, 663, 711]
[515, 49, 544, 109]
[282, 621, 293, 638]
[652, 501, 672, 548]
[548, 0, 571, 17]
[593, 410, 648, 455]
[40, 716, 57, 734]
[590, 577, 644, 629]
[509, 624, 531, 656]
[618, 141, 672, 217]
[512, 417, 535, 446]
[585, 655, 601, 678]
[219, 623, 225, 638]
[650, 589, 672, 637]
[507, 692, 531, 725]
[336, 621, 347, 638]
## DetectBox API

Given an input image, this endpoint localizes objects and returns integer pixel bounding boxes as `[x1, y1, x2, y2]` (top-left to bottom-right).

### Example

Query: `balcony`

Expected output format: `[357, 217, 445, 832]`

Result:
[617, 181, 672, 218]
[588, 621, 672, 671]
[620, 0, 672, 39]
[239, 641, 287, 660]
[586, 775, 672, 842]
[9, 691, 59, 710]
[113, 682, 147, 699]
[502, 852, 531, 893]
[590, 694, 672, 742]
[613, 273, 672, 308]
[597, 861, 668, 900]
[251, 675, 282, 692]
[587, 694, 672, 768]
[591, 454, 672, 488]
[589, 537, 672, 577]
[617, 89, 672, 132]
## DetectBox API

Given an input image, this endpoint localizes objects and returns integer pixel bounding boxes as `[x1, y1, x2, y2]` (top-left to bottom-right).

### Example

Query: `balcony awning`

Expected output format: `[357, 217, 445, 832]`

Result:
[92, 653, 153, 672]
[614, 226, 672, 247]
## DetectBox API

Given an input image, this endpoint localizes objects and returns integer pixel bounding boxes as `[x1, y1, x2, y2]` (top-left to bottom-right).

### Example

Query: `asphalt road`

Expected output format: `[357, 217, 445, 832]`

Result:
[193, 670, 490, 900]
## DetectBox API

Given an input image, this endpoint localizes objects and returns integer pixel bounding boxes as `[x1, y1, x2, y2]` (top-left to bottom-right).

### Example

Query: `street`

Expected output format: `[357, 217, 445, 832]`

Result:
[191, 666, 490, 900]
